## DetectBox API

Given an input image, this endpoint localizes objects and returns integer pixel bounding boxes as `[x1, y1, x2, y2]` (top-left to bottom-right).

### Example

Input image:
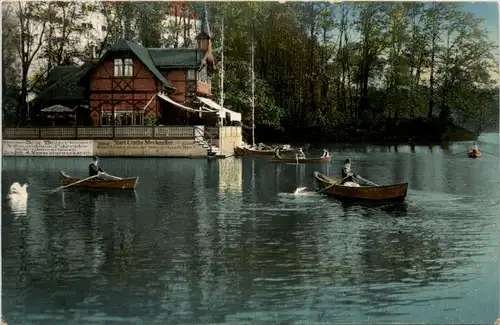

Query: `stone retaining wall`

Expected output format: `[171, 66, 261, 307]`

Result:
[2, 139, 206, 157]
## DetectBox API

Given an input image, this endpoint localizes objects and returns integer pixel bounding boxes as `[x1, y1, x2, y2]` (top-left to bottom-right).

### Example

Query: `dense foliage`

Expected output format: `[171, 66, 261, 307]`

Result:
[2, 1, 498, 141]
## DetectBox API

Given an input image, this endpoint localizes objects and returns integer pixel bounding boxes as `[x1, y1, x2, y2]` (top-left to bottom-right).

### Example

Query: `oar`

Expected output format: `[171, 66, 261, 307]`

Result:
[316, 175, 350, 194]
[356, 175, 379, 187]
[452, 150, 469, 156]
[101, 172, 123, 180]
[481, 150, 500, 157]
[50, 174, 100, 193]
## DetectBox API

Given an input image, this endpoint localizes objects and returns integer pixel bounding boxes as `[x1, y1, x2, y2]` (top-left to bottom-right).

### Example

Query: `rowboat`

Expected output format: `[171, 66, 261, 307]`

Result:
[467, 149, 481, 158]
[234, 144, 293, 157]
[314, 171, 408, 201]
[269, 150, 332, 164]
[59, 171, 138, 190]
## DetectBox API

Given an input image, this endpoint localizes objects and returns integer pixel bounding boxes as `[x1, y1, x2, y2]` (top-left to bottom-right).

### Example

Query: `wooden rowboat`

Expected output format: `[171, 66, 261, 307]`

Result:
[467, 149, 481, 158]
[234, 144, 293, 157]
[269, 150, 332, 164]
[59, 171, 138, 190]
[314, 171, 408, 201]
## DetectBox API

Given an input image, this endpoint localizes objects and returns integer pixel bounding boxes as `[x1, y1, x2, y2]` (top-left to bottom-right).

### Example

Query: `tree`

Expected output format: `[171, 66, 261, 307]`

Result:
[11, 1, 50, 125]
[2, 2, 21, 125]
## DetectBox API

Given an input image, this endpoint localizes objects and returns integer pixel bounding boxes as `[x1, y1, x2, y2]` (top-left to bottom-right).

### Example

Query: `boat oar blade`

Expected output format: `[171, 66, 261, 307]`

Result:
[481, 150, 499, 157]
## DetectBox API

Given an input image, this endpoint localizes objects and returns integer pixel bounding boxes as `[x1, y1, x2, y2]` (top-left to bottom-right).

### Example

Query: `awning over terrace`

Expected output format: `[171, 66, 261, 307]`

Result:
[197, 96, 242, 122]
[157, 92, 197, 112]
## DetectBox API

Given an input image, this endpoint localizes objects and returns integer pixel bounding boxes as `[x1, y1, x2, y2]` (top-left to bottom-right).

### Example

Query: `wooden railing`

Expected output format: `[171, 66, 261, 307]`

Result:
[2, 126, 201, 139]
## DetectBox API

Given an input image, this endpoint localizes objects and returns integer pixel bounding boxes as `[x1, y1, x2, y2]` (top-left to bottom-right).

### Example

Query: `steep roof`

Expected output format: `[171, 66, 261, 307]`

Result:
[46, 65, 78, 86]
[196, 5, 212, 39]
[78, 38, 176, 91]
[108, 39, 176, 90]
[148, 48, 204, 69]
[36, 61, 96, 103]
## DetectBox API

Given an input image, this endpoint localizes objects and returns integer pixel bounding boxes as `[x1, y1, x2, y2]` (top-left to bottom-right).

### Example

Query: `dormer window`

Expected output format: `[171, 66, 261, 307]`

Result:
[113, 58, 134, 77]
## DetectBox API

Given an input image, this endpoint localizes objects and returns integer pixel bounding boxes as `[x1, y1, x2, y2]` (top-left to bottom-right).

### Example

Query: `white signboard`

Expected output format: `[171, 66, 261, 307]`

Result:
[2, 140, 94, 156]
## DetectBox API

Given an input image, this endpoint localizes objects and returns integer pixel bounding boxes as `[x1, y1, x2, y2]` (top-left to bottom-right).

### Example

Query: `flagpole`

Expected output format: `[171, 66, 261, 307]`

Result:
[251, 36, 255, 147]
[220, 15, 224, 127]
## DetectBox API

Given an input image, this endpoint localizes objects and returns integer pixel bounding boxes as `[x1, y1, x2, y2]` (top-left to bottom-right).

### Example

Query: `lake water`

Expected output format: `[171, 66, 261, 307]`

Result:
[2, 133, 499, 325]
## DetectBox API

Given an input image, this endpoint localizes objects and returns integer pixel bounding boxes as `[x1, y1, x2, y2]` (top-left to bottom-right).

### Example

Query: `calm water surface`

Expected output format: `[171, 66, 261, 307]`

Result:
[2, 134, 500, 324]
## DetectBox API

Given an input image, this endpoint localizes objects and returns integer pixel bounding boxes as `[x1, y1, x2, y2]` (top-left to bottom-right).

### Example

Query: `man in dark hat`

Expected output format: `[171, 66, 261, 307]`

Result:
[340, 158, 358, 185]
[89, 156, 105, 178]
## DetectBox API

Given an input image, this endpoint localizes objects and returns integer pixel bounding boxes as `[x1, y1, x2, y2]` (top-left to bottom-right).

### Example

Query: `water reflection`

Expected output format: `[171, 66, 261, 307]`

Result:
[2, 135, 499, 324]
[340, 200, 408, 217]
[217, 158, 243, 194]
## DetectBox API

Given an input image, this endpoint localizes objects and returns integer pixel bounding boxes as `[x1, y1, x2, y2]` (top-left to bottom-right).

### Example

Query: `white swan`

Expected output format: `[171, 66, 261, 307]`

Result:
[8, 182, 28, 216]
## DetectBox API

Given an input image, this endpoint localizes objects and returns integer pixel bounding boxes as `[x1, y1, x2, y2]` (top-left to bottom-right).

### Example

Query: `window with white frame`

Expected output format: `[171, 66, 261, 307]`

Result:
[124, 59, 133, 77]
[198, 65, 208, 83]
[113, 58, 134, 77]
[187, 69, 195, 80]
[114, 59, 123, 77]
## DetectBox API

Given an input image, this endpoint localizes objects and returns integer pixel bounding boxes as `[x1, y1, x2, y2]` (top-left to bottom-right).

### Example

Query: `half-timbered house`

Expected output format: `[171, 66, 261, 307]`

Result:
[75, 9, 241, 127]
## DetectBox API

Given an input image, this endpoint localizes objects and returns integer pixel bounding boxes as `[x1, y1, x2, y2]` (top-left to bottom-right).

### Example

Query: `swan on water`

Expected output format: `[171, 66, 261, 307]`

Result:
[8, 182, 28, 216]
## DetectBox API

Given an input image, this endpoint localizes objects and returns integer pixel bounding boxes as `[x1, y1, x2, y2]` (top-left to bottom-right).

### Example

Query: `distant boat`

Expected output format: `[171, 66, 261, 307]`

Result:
[467, 149, 482, 158]
[269, 149, 332, 164]
[235, 144, 293, 157]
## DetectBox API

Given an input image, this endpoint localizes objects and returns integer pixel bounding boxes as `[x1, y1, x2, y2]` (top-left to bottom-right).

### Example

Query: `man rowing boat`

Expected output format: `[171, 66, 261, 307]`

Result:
[470, 142, 478, 152]
[296, 148, 306, 159]
[89, 156, 110, 179]
[341, 158, 358, 185]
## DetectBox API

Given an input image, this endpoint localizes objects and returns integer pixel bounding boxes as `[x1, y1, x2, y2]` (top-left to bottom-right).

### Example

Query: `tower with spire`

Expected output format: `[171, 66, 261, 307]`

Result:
[195, 5, 212, 53]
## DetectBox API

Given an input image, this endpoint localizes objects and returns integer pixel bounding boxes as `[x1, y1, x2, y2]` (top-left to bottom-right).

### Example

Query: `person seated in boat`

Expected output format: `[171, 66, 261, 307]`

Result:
[322, 149, 329, 157]
[89, 156, 105, 178]
[296, 148, 306, 160]
[470, 142, 478, 152]
[274, 147, 281, 158]
[340, 158, 358, 185]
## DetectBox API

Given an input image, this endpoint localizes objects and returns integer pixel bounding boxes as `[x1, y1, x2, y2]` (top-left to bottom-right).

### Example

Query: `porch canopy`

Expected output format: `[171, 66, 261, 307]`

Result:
[157, 92, 198, 112]
[197, 96, 242, 122]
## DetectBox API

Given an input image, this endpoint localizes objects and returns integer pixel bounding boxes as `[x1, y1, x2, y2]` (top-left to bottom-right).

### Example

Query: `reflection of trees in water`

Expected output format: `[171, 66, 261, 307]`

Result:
[234, 211, 320, 302]
[19, 190, 141, 314]
[359, 229, 445, 284]
[340, 200, 408, 218]
[157, 203, 322, 322]
[2, 215, 30, 308]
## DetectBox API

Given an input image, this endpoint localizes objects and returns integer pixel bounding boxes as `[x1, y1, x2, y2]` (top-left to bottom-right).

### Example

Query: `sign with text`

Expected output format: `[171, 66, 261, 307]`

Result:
[96, 139, 195, 150]
[95, 139, 204, 156]
[2, 140, 94, 156]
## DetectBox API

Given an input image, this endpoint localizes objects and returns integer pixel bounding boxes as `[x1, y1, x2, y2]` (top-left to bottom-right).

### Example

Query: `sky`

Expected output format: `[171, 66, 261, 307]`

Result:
[460, 2, 499, 47]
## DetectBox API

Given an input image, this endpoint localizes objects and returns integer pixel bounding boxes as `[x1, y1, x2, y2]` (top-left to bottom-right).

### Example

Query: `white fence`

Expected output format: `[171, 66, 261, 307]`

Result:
[3, 126, 201, 139]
